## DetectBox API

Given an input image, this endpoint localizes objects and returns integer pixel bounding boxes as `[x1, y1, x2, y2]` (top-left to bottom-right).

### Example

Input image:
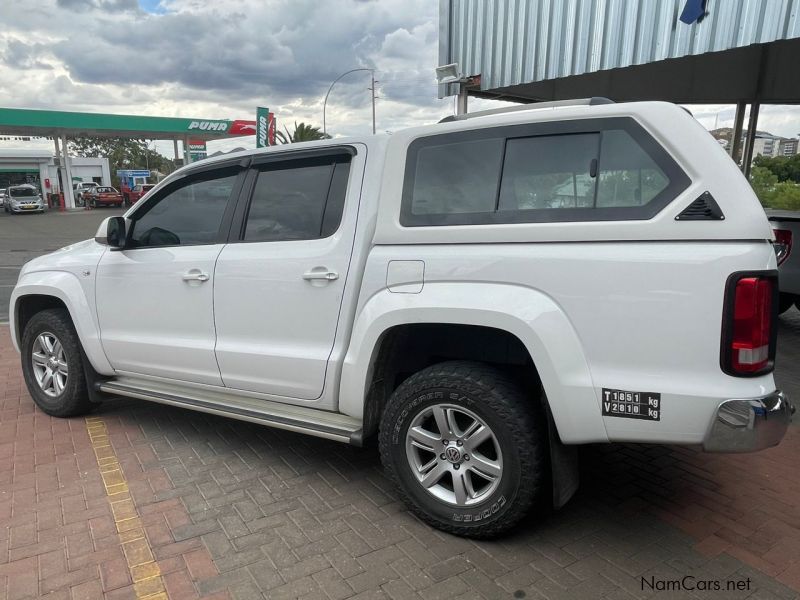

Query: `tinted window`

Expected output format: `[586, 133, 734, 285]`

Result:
[499, 134, 599, 211]
[411, 138, 504, 216]
[595, 130, 669, 207]
[130, 171, 236, 248]
[243, 160, 347, 242]
[401, 118, 688, 225]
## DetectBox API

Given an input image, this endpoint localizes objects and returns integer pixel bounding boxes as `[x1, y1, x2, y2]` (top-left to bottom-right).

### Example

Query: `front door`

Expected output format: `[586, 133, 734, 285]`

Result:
[96, 165, 243, 385]
[213, 150, 360, 400]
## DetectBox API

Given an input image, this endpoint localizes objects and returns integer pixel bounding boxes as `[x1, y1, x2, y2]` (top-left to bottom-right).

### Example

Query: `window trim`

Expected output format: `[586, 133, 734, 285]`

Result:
[228, 149, 354, 244]
[400, 117, 690, 227]
[123, 165, 247, 250]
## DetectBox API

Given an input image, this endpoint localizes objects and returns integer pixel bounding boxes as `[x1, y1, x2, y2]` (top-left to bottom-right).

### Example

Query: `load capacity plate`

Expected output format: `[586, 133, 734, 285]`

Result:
[601, 388, 661, 421]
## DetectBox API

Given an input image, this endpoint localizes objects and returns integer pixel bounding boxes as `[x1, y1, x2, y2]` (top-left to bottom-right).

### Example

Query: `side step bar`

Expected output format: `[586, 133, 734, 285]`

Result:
[98, 377, 364, 446]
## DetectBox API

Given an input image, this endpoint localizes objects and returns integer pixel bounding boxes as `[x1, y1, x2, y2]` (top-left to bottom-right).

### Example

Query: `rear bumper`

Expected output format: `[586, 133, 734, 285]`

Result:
[703, 390, 793, 452]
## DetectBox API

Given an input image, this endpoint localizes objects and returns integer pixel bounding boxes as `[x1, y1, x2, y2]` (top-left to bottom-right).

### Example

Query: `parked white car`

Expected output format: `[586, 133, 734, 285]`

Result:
[73, 181, 99, 207]
[9, 99, 793, 538]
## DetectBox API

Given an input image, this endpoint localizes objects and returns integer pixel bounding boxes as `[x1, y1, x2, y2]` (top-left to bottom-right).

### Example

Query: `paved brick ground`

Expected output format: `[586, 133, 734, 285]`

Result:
[1, 312, 799, 600]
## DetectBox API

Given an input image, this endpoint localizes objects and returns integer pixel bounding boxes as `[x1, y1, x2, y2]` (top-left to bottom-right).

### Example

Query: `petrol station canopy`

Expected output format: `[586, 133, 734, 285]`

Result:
[0, 107, 258, 209]
[0, 107, 256, 140]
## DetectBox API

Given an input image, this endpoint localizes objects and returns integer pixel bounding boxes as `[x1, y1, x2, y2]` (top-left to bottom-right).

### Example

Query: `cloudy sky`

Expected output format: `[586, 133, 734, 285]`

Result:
[1, 0, 799, 157]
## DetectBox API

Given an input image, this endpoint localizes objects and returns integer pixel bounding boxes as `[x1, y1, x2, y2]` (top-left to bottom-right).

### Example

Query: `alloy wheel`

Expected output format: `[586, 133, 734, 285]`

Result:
[31, 332, 68, 397]
[405, 403, 503, 506]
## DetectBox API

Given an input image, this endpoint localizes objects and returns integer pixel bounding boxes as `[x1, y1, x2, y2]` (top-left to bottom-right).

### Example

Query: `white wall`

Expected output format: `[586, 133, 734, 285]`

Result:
[45, 157, 111, 192]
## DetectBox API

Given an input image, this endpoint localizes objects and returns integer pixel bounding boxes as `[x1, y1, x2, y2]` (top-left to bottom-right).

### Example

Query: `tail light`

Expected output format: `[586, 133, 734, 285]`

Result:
[773, 228, 792, 266]
[721, 272, 778, 376]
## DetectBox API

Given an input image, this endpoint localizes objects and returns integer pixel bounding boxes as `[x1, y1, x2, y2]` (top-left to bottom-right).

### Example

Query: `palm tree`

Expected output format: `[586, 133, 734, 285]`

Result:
[275, 122, 331, 144]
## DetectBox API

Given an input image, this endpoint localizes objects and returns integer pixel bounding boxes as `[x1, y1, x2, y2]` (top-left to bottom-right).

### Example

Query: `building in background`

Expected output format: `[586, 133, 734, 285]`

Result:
[708, 129, 800, 161]
[779, 138, 799, 156]
[0, 149, 110, 197]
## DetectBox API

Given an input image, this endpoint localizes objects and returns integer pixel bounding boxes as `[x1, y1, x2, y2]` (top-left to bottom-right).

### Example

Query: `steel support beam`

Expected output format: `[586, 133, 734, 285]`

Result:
[742, 102, 760, 180]
[456, 84, 468, 115]
[60, 133, 76, 209]
[730, 101, 746, 166]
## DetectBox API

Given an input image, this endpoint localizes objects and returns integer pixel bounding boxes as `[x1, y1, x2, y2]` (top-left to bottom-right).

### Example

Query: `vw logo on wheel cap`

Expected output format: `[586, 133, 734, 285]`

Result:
[444, 446, 462, 463]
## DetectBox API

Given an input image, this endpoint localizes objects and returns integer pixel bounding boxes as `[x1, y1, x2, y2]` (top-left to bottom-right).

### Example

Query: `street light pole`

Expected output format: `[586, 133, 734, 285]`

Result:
[371, 70, 376, 135]
[323, 68, 375, 136]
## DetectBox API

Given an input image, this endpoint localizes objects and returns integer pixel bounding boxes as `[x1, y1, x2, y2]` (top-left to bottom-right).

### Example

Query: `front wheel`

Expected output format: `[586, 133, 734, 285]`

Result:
[20, 309, 92, 417]
[379, 361, 545, 538]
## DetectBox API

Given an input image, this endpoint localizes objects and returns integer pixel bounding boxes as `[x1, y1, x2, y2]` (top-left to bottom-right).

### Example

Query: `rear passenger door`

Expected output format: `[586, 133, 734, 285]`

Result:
[213, 148, 361, 401]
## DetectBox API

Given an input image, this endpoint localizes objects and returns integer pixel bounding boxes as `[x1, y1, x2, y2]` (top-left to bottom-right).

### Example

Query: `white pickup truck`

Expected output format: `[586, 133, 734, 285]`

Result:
[9, 99, 792, 538]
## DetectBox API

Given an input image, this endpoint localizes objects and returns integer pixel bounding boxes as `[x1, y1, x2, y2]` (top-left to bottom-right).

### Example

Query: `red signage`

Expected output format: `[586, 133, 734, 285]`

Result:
[268, 113, 276, 145]
[229, 120, 257, 135]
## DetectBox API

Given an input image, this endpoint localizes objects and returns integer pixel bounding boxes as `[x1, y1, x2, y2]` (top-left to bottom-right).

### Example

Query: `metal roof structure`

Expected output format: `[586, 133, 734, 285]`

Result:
[439, 0, 800, 104]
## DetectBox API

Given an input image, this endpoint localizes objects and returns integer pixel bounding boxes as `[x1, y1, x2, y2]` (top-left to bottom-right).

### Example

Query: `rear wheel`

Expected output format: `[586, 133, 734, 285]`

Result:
[779, 293, 796, 315]
[379, 361, 545, 539]
[21, 309, 92, 417]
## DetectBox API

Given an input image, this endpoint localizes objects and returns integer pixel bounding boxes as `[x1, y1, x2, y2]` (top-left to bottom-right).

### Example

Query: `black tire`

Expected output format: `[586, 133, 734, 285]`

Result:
[795, 299, 800, 313]
[779, 293, 796, 315]
[20, 308, 92, 417]
[379, 360, 545, 539]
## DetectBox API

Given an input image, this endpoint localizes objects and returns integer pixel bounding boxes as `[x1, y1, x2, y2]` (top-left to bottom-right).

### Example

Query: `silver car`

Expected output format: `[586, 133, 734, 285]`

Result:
[6, 184, 46, 214]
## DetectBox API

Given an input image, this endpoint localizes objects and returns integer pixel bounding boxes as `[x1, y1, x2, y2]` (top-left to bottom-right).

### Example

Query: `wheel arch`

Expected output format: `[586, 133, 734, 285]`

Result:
[338, 282, 608, 445]
[11, 272, 114, 374]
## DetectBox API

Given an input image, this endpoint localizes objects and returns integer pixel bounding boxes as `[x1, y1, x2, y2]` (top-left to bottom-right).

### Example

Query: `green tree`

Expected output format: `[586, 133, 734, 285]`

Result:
[68, 138, 176, 187]
[753, 154, 800, 184]
[749, 166, 800, 210]
[274, 122, 331, 144]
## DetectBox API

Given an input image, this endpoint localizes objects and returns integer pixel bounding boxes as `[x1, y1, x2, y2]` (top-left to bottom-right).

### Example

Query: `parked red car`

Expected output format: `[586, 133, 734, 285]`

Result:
[85, 186, 124, 208]
[127, 183, 155, 206]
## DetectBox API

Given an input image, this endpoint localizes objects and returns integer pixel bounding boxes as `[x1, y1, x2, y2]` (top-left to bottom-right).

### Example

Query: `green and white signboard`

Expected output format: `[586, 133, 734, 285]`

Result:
[256, 107, 270, 148]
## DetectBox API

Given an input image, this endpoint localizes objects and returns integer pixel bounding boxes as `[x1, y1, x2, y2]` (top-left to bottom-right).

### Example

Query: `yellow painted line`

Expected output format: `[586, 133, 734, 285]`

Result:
[86, 416, 168, 600]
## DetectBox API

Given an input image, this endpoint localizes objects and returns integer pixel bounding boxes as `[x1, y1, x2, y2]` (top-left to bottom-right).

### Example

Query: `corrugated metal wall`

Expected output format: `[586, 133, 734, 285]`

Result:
[439, 0, 800, 96]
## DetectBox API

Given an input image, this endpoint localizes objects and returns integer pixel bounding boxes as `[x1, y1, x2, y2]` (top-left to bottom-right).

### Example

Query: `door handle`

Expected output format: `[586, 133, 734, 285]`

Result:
[302, 268, 339, 281]
[182, 271, 210, 282]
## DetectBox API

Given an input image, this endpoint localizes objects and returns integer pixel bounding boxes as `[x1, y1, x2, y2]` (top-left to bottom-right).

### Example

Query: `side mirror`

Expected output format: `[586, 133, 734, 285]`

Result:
[94, 216, 127, 249]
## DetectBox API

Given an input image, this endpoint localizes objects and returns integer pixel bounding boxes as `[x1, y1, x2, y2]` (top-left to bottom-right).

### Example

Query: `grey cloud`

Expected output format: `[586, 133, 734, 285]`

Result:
[4, 40, 53, 70]
[56, 0, 139, 12]
[0, 0, 457, 136]
[45, 0, 438, 110]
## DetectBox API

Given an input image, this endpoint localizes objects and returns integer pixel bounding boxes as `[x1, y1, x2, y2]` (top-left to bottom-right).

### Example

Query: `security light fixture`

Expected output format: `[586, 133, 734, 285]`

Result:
[435, 63, 464, 85]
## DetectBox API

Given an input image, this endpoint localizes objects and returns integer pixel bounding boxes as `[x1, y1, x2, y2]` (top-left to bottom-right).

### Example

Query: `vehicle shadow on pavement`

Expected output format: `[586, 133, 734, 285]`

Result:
[88, 391, 799, 600]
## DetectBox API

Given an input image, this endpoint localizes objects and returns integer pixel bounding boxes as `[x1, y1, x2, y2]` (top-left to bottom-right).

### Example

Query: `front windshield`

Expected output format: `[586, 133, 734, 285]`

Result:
[10, 188, 37, 197]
